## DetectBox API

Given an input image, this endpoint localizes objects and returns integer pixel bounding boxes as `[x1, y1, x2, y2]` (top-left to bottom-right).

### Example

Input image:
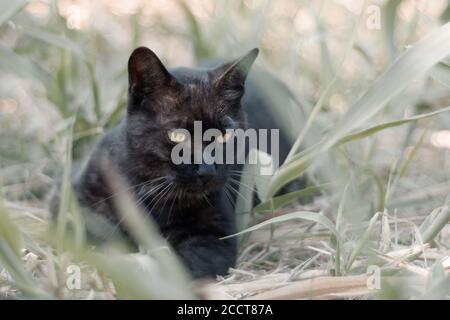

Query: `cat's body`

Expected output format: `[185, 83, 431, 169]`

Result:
[72, 118, 238, 278]
[60, 47, 293, 279]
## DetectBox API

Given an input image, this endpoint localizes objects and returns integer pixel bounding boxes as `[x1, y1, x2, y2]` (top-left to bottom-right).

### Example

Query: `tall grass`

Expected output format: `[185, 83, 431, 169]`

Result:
[0, 0, 449, 299]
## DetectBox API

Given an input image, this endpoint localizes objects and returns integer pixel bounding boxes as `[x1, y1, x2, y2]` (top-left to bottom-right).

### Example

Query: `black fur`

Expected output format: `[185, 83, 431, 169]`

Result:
[57, 47, 292, 279]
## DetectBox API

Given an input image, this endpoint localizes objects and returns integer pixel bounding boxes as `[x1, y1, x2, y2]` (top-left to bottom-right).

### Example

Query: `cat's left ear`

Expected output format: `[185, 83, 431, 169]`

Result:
[213, 48, 259, 102]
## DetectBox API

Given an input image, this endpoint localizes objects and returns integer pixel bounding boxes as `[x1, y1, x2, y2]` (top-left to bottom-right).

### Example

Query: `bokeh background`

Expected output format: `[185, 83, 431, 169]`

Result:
[0, 0, 449, 299]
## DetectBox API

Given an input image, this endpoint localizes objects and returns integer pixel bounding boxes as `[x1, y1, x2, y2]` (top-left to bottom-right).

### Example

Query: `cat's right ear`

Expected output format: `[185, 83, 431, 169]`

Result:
[128, 47, 177, 101]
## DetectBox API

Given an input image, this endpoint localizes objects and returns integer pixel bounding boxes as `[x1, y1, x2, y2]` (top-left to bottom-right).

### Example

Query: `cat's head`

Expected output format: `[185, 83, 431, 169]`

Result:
[125, 46, 258, 201]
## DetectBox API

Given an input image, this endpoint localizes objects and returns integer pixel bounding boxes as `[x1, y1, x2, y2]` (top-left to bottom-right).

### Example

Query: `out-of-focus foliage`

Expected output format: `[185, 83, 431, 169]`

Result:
[0, 0, 449, 299]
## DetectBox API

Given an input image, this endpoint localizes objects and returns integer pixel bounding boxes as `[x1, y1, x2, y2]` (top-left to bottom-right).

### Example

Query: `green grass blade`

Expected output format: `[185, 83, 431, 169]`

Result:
[345, 212, 381, 272]
[323, 22, 450, 150]
[87, 62, 102, 125]
[382, 0, 401, 61]
[221, 211, 342, 244]
[335, 106, 450, 146]
[253, 184, 327, 214]
[56, 118, 75, 252]
[266, 23, 450, 198]
[21, 27, 85, 60]
[0, 43, 49, 83]
[0, 0, 27, 27]
[0, 199, 44, 296]
[103, 164, 194, 296]
[235, 150, 257, 219]
[419, 206, 450, 244]
[429, 62, 450, 88]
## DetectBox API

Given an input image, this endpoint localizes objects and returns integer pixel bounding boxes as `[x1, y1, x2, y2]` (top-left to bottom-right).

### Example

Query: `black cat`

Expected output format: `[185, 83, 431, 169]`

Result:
[56, 47, 293, 279]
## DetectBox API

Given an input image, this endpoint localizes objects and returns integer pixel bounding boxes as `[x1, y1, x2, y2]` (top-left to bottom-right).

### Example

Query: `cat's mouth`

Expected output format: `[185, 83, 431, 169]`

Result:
[175, 176, 224, 195]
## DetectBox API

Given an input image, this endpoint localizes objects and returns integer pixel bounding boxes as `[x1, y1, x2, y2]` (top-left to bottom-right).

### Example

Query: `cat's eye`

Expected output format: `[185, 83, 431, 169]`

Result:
[216, 131, 233, 143]
[168, 130, 187, 143]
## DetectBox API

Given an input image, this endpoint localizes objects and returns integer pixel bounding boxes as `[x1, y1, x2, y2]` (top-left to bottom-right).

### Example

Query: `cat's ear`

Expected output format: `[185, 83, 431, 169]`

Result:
[128, 47, 177, 100]
[213, 48, 259, 102]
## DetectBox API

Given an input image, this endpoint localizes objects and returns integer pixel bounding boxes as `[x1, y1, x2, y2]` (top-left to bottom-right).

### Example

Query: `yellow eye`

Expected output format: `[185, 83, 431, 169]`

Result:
[217, 131, 233, 143]
[168, 130, 186, 143]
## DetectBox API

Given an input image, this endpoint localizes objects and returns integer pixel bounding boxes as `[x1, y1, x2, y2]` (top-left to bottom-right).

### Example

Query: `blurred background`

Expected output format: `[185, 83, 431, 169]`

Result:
[1, 0, 450, 193]
[0, 0, 449, 299]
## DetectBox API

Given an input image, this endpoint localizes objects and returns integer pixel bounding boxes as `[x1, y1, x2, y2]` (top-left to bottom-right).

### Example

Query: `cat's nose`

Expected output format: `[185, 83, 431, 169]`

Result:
[197, 163, 216, 179]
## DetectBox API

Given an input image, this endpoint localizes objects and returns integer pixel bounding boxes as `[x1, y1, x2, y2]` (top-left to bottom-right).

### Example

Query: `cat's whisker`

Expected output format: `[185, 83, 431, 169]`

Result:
[93, 176, 168, 207]
[180, 189, 185, 203]
[154, 184, 176, 218]
[226, 180, 248, 199]
[142, 182, 171, 212]
[167, 187, 180, 224]
[137, 180, 168, 203]
[225, 182, 248, 202]
[93, 178, 167, 237]
[223, 188, 236, 207]
[145, 182, 173, 215]
[203, 192, 213, 207]
[227, 177, 256, 193]
[160, 183, 176, 212]
[135, 180, 169, 208]
[105, 184, 169, 233]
